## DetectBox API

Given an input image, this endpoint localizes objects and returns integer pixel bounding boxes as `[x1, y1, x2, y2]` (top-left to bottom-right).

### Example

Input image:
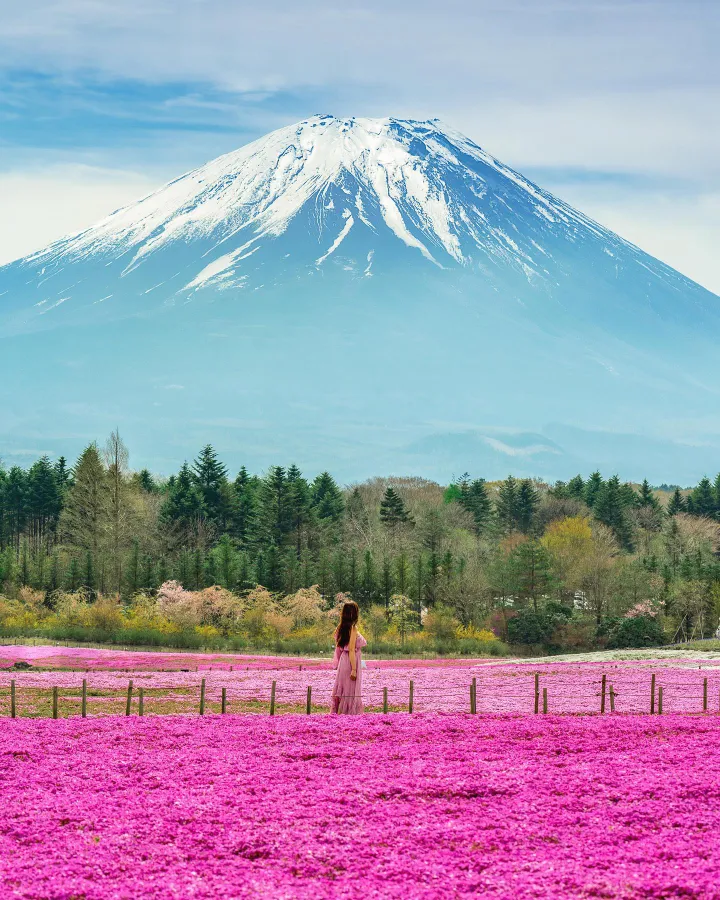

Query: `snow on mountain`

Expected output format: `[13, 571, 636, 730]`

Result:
[1, 115, 719, 481]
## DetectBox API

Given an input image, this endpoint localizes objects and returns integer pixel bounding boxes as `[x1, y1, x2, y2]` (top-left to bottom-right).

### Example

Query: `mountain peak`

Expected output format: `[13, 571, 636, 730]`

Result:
[1, 115, 719, 482]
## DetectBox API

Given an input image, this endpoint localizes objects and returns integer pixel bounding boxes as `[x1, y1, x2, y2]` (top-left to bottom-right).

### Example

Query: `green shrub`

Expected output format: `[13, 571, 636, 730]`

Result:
[606, 615, 666, 649]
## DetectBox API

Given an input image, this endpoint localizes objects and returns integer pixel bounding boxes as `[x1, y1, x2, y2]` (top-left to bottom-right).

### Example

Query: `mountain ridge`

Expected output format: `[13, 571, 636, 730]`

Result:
[0, 114, 718, 481]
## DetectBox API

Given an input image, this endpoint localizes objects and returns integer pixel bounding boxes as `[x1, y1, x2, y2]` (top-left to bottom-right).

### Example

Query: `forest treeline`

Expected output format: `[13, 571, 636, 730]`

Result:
[1, 432, 720, 654]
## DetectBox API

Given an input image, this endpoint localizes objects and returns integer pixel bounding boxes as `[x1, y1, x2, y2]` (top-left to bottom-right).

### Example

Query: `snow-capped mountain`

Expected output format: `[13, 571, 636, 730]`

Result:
[1, 115, 719, 481]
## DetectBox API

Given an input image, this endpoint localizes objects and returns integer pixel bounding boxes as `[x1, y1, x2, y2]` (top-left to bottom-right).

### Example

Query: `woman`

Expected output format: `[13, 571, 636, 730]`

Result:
[331, 600, 367, 714]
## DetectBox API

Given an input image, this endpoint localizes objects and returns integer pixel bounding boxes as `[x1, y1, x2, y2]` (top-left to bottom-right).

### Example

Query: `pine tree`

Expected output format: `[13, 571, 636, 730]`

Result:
[66, 556, 81, 591]
[60, 445, 110, 559]
[495, 476, 519, 533]
[584, 472, 604, 508]
[213, 534, 237, 589]
[104, 430, 133, 596]
[461, 478, 492, 535]
[689, 476, 717, 518]
[137, 469, 157, 493]
[566, 475, 585, 501]
[714, 474, 720, 518]
[230, 467, 257, 545]
[638, 479, 660, 510]
[379, 487, 413, 529]
[594, 475, 633, 549]
[161, 463, 205, 533]
[83, 551, 96, 599]
[256, 466, 292, 545]
[509, 540, 552, 613]
[619, 482, 638, 508]
[381, 556, 394, 610]
[516, 479, 540, 534]
[191, 445, 230, 530]
[4, 467, 28, 551]
[358, 550, 376, 607]
[53, 457, 71, 494]
[27, 456, 62, 553]
[395, 552, 410, 596]
[287, 465, 311, 556]
[311, 472, 344, 523]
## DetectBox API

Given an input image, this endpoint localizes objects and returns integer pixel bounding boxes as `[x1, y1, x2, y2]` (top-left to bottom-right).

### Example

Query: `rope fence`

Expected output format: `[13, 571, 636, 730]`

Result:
[3, 671, 720, 719]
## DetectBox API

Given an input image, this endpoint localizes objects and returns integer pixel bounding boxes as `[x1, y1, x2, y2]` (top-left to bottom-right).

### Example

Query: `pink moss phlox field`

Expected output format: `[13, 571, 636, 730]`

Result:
[2, 648, 720, 713]
[1, 714, 720, 899]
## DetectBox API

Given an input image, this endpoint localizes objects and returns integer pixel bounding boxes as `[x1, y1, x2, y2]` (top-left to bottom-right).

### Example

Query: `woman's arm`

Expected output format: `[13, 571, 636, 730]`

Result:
[349, 626, 358, 680]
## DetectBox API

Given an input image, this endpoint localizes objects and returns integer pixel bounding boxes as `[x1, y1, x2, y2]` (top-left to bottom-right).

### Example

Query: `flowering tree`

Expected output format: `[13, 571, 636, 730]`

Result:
[286, 585, 324, 629]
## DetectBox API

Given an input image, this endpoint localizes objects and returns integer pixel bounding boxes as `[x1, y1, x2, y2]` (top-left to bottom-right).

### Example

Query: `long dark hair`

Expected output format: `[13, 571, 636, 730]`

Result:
[335, 601, 359, 648]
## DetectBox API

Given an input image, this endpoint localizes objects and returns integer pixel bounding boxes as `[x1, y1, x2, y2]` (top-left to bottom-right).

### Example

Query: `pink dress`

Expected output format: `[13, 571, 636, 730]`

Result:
[331, 631, 367, 714]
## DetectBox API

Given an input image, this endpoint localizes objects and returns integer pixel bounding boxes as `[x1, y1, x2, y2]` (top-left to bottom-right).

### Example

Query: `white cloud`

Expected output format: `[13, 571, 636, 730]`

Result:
[540, 181, 720, 294]
[0, 165, 157, 266]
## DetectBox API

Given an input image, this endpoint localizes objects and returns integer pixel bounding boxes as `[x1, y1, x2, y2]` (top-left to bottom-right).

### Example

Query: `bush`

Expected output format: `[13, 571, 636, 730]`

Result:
[606, 615, 666, 649]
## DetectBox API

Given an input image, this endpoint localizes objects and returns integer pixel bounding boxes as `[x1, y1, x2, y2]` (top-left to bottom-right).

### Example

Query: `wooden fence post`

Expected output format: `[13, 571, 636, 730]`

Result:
[609, 684, 616, 713]
[81, 679, 87, 718]
[125, 680, 133, 716]
[658, 685, 663, 715]
[534, 673, 540, 714]
[200, 678, 206, 716]
[10, 680, 16, 719]
[306, 686, 312, 715]
[221, 687, 227, 714]
[703, 677, 708, 712]
[471, 677, 477, 714]
[542, 687, 548, 714]
[409, 680, 414, 714]
[651, 673, 656, 714]
[383, 687, 388, 714]
[270, 680, 276, 716]
[52, 687, 58, 719]
[601, 674, 607, 714]
[139, 687, 145, 717]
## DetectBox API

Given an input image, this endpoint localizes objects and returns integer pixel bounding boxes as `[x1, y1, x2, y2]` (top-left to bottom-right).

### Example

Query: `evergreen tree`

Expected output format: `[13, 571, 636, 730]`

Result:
[4, 467, 28, 551]
[638, 479, 660, 510]
[381, 556, 394, 610]
[714, 474, 720, 517]
[137, 469, 158, 493]
[83, 551, 96, 599]
[256, 466, 292, 545]
[160, 463, 205, 533]
[509, 540, 553, 613]
[60, 445, 109, 558]
[379, 487, 413, 529]
[311, 472, 344, 523]
[461, 478, 492, 534]
[213, 534, 237, 589]
[358, 550, 376, 607]
[395, 552, 410, 596]
[230, 467, 257, 545]
[594, 475, 633, 549]
[566, 475, 585, 501]
[53, 457, 71, 494]
[66, 556, 81, 591]
[495, 476, 519, 533]
[191, 445, 230, 530]
[27, 456, 62, 552]
[140, 555, 155, 592]
[617, 482, 638, 509]
[287, 465, 311, 556]
[584, 472, 604, 508]
[689, 476, 717, 518]
[516, 479, 540, 534]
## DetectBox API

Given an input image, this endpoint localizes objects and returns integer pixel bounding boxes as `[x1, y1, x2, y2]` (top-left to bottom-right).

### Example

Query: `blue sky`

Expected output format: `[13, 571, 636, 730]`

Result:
[0, 0, 718, 291]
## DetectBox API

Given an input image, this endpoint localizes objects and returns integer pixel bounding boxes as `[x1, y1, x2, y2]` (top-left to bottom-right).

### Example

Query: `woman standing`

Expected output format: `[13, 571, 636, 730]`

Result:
[331, 600, 367, 714]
